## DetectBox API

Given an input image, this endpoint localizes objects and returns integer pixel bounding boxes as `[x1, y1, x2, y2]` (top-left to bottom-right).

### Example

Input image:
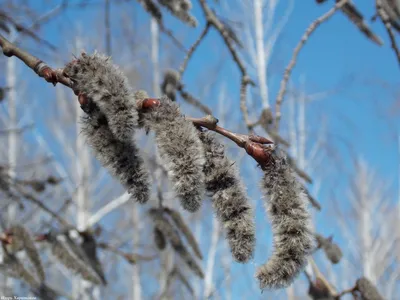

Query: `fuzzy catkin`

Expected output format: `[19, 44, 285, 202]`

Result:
[153, 227, 167, 250]
[141, 96, 205, 212]
[161, 69, 180, 102]
[63, 52, 139, 142]
[315, 234, 342, 264]
[157, 0, 197, 27]
[256, 148, 314, 289]
[356, 277, 384, 300]
[2, 254, 40, 288]
[48, 232, 102, 285]
[81, 104, 149, 204]
[164, 207, 202, 259]
[199, 131, 255, 263]
[9, 225, 45, 282]
[149, 209, 204, 278]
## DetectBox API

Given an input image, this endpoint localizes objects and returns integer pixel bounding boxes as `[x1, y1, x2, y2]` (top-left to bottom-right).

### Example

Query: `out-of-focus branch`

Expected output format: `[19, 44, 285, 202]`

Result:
[86, 193, 131, 228]
[275, 0, 349, 130]
[98, 242, 157, 265]
[177, 87, 213, 115]
[179, 22, 211, 77]
[0, 10, 57, 50]
[376, 0, 400, 66]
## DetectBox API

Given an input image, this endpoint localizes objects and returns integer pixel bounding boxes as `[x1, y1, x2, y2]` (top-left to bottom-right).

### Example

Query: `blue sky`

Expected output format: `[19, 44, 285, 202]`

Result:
[1, 0, 399, 298]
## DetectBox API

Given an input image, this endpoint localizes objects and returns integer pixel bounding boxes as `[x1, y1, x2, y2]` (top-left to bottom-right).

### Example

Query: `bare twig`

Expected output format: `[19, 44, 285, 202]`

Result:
[376, 0, 400, 66]
[198, 0, 255, 128]
[98, 242, 157, 265]
[179, 23, 211, 77]
[275, 0, 348, 130]
[0, 35, 275, 167]
[0, 33, 71, 87]
[177, 86, 213, 115]
[0, 10, 57, 50]
[105, 0, 112, 56]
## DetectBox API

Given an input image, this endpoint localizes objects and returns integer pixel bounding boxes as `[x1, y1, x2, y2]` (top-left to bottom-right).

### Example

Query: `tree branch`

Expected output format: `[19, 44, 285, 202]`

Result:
[275, 0, 348, 130]
[198, 0, 255, 128]
[376, 0, 400, 66]
[0, 34, 276, 167]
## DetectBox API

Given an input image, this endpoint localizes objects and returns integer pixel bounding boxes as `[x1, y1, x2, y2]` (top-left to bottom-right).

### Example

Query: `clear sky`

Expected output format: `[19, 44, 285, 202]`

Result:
[1, 0, 399, 298]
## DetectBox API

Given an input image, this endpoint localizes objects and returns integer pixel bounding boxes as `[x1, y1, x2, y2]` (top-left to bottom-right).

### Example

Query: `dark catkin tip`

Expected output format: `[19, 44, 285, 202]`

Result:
[257, 148, 314, 289]
[199, 131, 255, 263]
[141, 96, 205, 212]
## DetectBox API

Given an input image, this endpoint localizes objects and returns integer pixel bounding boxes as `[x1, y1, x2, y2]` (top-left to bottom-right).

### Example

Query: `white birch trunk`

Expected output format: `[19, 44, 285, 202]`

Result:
[254, 0, 269, 109]
[131, 204, 142, 300]
[203, 216, 220, 298]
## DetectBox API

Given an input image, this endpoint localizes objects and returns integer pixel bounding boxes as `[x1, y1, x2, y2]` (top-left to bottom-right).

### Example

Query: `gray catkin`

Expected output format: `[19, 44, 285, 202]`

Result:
[2, 253, 40, 288]
[356, 277, 385, 300]
[63, 52, 139, 142]
[157, 0, 197, 27]
[164, 207, 202, 259]
[149, 209, 204, 278]
[161, 69, 180, 102]
[153, 227, 167, 250]
[141, 96, 205, 212]
[315, 234, 343, 264]
[199, 131, 255, 263]
[256, 148, 314, 289]
[9, 225, 45, 282]
[174, 267, 194, 295]
[47, 232, 102, 285]
[81, 104, 150, 204]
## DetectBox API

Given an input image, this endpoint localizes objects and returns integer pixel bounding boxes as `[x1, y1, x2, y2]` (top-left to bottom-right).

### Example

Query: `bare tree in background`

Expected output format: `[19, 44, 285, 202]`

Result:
[0, 0, 399, 299]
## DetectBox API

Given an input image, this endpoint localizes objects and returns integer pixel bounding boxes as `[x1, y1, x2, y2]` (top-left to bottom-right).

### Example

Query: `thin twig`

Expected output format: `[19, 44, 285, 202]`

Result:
[0, 33, 71, 87]
[179, 23, 211, 77]
[0, 10, 57, 51]
[0, 34, 276, 167]
[98, 242, 157, 265]
[198, 0, 255, 127]
[105, 0, 112, 56]
[177, 86, 213, 115]
[274, 0, 349, 130]
[376, 0, 400, 66]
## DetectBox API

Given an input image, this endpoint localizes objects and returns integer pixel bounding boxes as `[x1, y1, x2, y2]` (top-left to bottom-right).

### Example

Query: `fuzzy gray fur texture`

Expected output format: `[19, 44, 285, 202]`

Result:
[257, 148, 314, 289]
[199, 131, 255, 263]
[81, 104, 149, 204]
[141, 96, 205, 212]
[63, 52, 139, 143]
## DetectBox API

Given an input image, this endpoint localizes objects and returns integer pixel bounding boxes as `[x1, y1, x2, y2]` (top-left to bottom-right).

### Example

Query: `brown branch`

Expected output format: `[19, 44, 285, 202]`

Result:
[376, 0, 400, 66]
[198, 0, 255, 128]
[0, 34, 277, 167]
[0, 33, 72, 87]
[274, 0, 349, 130]
[334, 286, 356, 299]
[179, 22, 211, 77]
[98, 242, 157, 265]
[12, 183, 71, 228]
